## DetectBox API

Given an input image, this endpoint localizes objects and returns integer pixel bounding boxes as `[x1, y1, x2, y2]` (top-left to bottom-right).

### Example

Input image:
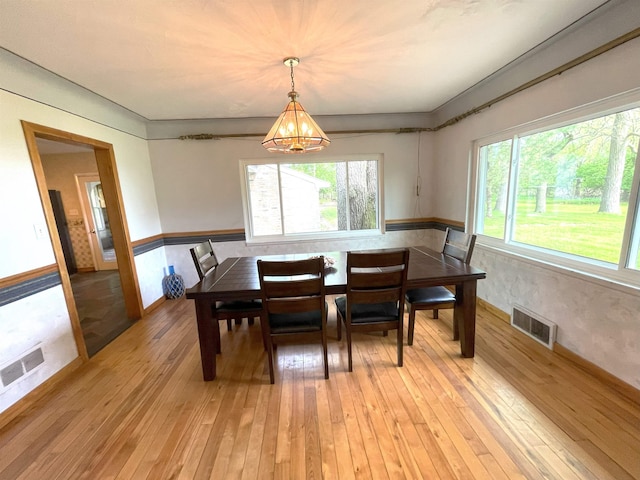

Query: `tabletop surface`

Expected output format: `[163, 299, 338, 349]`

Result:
[186, 246, 486, 300]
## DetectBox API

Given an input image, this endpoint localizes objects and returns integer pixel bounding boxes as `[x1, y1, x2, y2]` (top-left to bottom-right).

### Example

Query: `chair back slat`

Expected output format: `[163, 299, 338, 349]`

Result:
[265, 296, 323, 315]
[350, 288, 403, 305]
[442, 228, 476, 263]
[346, 249, 410, 309]
[258, 257, 326, 316]
[348, 269, 406, 289]
[262, 277, 323, 298]
[190, 239, 219, 279]
[347, 250, 409, 269]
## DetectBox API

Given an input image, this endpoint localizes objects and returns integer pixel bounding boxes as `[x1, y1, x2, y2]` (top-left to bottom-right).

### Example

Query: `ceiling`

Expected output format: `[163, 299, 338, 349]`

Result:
[35, 138, 95, 155]
[0, 0, 610, 121]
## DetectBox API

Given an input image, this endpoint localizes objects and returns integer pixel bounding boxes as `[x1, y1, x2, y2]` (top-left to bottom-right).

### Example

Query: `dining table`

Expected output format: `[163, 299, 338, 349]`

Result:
[186, 245, 486, 380]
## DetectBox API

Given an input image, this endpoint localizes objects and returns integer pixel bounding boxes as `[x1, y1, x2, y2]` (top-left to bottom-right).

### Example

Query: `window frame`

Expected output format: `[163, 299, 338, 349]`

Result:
[469, 89, 640, 288]
[239, 153, 385, 244]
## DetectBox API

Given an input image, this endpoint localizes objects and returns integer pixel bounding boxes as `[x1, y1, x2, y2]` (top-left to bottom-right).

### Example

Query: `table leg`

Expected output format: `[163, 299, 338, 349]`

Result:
[195, 298, 217, 380]
[454, 280, 477, 358]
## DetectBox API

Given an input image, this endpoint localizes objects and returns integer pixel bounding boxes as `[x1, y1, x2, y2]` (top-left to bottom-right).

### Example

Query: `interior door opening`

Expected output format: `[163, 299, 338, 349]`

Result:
[22, 122, 144, 359]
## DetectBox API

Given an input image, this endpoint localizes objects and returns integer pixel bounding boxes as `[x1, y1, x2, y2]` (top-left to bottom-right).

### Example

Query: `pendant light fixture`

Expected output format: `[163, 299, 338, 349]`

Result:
[262, 57, 330, 153]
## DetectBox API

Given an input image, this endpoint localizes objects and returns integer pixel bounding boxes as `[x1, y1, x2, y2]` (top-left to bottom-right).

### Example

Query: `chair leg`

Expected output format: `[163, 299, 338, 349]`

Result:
[226, 319, 233, 331]
[215, 323, 222, 354]
[322, 330, 329, 380]
[260, 321, 267, 350]
[258, 315, 270, 351]
[382, 330, 388, 337]
[346, 327, 353, 372]
[248, 317, 255, 326]
[408, 307, 416, 346]
[433, 309, 439, 319]
[336, 312, 342, 340]
[397, 318, 404, 367]
[266, 337, 275, 384]
[234, 318, 242, 326]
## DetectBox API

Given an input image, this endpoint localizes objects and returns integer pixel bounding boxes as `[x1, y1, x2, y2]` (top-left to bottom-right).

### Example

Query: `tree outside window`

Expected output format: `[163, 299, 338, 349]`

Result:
[476, 106, 640, 269]
[243, 156, 382, 241]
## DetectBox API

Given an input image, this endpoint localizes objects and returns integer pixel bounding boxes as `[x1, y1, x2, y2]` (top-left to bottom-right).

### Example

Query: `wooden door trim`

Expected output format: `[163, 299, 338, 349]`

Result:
[93, 146, 143, 319]
[21, 121, 144, 360]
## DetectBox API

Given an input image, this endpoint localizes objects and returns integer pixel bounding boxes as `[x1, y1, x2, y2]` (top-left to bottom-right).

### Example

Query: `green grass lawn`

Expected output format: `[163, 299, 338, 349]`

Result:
[320, 202, 338, 231]
[483, 199, 628, 264]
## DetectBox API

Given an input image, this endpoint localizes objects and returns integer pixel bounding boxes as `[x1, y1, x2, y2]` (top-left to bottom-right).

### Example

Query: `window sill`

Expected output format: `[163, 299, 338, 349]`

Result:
[245, 230, 385, 246]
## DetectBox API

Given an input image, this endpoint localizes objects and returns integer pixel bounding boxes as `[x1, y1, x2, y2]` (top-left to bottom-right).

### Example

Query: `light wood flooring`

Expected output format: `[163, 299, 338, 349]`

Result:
[1, 297, 639, 479]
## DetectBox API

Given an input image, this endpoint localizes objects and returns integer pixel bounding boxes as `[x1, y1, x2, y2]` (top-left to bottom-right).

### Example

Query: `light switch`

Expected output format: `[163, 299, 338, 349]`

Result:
[33, 223, 48, 240]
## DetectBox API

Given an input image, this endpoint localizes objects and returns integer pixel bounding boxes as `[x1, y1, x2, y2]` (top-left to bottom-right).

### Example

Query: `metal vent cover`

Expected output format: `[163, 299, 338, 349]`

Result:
[511, 306, 556, 349]
[1, 346, 45, 388]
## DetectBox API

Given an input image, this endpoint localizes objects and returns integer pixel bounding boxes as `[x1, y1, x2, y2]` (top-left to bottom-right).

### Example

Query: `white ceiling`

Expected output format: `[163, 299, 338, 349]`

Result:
[0, 0, 609, 121]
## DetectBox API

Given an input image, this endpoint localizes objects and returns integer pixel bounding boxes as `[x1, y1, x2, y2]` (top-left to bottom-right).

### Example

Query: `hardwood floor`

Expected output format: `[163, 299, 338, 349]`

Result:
[1, 298, 638, 479]
[71, 270, 134, 357]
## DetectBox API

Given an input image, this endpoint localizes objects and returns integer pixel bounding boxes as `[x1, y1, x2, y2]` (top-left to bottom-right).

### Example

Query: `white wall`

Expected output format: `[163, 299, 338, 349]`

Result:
[150, 129, 437, 283]
[149, 131, 434, 233]
[434, 35, 640, 389]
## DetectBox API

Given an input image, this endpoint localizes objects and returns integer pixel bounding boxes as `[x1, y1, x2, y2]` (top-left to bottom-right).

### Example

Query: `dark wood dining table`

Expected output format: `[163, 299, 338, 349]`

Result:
[186, 246, 486, 380]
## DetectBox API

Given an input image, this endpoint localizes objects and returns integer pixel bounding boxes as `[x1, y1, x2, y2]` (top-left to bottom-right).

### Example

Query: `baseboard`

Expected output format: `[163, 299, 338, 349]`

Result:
[76, 267, 95, 273]
[144, 295, 166, 315]
[553, 343, 640, 406]
[478, 297, 640, 405]
[0, 357, 83, 430]
[478, 298, 510, 323]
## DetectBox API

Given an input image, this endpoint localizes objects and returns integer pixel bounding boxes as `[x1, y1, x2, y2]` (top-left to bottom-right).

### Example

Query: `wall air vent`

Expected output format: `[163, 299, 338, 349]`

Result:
[1, 346, 45, 388]
[511, 306, 556, 349]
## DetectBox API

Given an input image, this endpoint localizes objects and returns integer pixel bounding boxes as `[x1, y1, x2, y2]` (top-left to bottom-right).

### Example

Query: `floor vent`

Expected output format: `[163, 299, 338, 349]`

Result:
[511, 306, 556, 349]
[1, 346, 45, 388]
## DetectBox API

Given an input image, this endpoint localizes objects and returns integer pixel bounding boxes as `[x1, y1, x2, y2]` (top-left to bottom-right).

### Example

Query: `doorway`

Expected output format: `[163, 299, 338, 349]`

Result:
[77, 174, 118, 271]
[22, 121, 144, 359]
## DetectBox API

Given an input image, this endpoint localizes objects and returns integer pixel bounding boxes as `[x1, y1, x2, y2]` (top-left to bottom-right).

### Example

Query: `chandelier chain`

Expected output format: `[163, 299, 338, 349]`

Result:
[290, 62, 295, 93]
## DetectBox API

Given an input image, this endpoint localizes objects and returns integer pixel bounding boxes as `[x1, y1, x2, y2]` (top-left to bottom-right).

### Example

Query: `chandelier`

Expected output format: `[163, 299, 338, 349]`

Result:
[262, 57, 330, 153]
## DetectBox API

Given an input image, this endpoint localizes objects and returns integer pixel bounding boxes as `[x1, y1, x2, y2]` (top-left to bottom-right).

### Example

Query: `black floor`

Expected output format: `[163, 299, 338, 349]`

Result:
[70, 270, 135, 357]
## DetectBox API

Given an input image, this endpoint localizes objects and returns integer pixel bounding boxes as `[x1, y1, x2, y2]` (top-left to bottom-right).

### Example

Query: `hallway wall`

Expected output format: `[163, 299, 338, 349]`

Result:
[41, 152, 99, 270]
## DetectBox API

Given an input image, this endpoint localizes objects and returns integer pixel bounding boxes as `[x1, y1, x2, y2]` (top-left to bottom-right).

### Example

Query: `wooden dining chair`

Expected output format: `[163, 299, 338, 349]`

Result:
[257, 256, 329, 384]
[189, 240, 261, 350]
[405, 228, 477, 345]
[335, 249, 410, 372]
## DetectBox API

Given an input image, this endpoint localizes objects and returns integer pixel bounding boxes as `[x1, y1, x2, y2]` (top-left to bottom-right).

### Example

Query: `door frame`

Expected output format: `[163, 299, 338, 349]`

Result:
[22, 121, 144, 360]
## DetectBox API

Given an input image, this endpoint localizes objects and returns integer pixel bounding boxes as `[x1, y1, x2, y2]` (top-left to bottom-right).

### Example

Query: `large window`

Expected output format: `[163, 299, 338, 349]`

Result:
[241, 155, 383, 242]
[474, 102, 640, 282]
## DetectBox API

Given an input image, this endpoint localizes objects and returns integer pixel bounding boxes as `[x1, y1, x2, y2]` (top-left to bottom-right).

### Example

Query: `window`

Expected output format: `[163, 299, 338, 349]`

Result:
[241, 155, 383, 242]
[474, 101, 640, 283]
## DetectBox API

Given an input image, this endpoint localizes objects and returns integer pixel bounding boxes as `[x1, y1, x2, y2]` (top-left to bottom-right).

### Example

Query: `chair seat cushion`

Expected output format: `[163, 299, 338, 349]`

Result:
[405, 286, 455, 305]
[335, 296, 399, 323]
[216, 299, 262, 313]
[268, 302, 327, 334]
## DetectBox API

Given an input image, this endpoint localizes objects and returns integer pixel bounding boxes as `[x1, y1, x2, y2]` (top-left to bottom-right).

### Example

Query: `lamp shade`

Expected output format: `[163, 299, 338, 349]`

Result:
[262, 92, 331, 154]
